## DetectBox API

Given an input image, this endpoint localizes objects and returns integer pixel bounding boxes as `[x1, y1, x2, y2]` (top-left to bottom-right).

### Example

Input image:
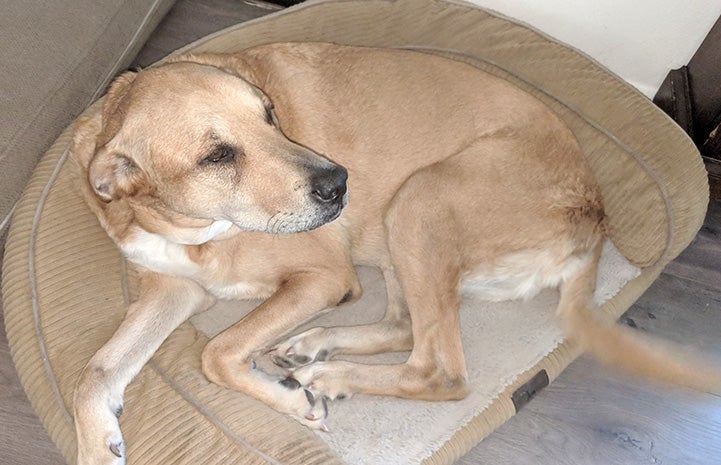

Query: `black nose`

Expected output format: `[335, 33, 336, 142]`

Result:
[310, 165, 348, 203]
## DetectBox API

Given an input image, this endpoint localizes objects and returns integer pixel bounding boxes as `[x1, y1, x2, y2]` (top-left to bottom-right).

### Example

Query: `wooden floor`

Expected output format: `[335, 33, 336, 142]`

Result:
[2, 1, 721, 463]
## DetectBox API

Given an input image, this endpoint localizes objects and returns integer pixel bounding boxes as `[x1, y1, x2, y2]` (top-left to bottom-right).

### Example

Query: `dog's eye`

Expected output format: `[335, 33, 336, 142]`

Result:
[202, 145, 236, 164]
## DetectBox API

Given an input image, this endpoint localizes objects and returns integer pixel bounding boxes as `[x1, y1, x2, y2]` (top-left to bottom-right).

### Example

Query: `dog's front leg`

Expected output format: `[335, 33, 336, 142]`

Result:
[270, 266, 413, 366]
[73, 271, 214, 465]
[201, 271, 353, 430]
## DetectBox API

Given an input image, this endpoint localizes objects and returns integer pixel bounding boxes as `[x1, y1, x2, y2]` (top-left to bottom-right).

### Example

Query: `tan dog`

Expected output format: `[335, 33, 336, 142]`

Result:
[71, 43, 718, 465]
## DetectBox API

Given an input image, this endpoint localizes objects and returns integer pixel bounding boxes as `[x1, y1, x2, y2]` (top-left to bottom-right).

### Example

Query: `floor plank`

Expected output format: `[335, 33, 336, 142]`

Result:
[2, 1, 720, 464]
[458, 357, 721, 465]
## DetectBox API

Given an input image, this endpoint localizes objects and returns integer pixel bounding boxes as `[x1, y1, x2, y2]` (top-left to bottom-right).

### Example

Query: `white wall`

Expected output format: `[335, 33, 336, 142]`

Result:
[467, 0, 721, 98]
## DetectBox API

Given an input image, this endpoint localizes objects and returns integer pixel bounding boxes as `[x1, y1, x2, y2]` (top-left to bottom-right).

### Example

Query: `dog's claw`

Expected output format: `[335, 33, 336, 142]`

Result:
[109, 441, 123, 458]
[319, 421, 330, 433]
[297, 388, 330, 425]
[321, 395, 328, 418]
[304, 388, 315, 405]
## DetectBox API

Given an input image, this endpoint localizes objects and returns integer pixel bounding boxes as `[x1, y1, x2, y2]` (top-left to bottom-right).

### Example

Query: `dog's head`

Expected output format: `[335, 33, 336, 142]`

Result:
[86, 58, 347, 241]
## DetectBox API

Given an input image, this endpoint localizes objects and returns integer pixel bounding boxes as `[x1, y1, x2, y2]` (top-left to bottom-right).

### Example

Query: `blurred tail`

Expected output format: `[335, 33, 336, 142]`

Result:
[557, 243, 721, 393]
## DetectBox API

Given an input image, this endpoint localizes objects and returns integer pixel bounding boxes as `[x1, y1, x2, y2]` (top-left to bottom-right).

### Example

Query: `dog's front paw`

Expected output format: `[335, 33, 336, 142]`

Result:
[269, 327, 334, 369]
[275, 375, 330, 432]
[75, 407, 127, 465]
[292, 361, 353, 402]
[74, 380, 127, 465]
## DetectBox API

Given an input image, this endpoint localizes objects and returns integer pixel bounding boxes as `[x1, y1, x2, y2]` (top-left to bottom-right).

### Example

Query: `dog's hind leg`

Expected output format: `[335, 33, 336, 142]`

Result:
[292, 160, 474, 402]
[74, 272, 214, 465]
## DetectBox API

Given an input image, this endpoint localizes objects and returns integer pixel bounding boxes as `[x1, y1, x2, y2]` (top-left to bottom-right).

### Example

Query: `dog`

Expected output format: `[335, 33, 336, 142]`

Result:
[70, 42, 719, 465]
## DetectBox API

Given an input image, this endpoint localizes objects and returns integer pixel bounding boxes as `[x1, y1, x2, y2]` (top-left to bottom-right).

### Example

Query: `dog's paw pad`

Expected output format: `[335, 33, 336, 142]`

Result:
[272, 352, 314, 368]
[271, 353, 316, 369]
[292, 354, 313, 365]
[271, 355, 293, 369]
[279, 376, 302, 390]
[315, 349, 330, 361]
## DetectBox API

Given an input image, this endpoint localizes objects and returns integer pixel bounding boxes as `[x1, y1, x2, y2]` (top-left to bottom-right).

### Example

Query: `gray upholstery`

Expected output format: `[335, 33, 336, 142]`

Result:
[0, 0, 176, 233]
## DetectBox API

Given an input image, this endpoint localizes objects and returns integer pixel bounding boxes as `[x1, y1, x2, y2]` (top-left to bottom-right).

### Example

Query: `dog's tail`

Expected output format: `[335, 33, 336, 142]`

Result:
[557, 244, 721, 393]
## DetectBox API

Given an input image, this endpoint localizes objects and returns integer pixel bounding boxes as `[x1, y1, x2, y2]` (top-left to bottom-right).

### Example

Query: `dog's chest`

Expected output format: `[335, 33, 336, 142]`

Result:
[121, 228, 200, 276]
[120, 228, 276, 300]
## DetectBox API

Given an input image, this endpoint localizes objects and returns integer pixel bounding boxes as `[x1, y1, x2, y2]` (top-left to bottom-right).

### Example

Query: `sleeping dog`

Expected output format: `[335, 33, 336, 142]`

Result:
[71, 43, 719, 464]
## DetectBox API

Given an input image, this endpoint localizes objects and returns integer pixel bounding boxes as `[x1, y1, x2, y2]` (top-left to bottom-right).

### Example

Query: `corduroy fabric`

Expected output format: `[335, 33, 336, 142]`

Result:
[2, 0, 708, 464]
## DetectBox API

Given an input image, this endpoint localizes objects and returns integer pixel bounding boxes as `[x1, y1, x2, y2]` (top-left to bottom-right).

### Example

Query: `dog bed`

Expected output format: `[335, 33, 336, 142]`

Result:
[1, 0, 708, 464]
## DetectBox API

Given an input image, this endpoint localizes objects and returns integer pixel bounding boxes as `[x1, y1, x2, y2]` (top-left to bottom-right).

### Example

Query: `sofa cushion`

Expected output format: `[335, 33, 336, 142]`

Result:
[0, 0, 176, 233]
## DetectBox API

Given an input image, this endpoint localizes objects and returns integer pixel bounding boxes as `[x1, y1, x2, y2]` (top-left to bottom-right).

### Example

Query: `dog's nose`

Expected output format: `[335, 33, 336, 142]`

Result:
[310, 165, 348, 203]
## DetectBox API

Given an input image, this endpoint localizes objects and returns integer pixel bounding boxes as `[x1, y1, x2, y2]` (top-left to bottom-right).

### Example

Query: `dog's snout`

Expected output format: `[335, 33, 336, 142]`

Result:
[310, 166, 348, 203]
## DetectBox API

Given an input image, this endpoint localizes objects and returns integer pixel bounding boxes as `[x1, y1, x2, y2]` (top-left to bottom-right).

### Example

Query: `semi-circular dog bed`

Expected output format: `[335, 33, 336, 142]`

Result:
[2, 0, 708, 464]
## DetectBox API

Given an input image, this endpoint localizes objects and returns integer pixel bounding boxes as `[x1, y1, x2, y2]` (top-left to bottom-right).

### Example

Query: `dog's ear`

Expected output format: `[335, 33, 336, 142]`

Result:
[88, 148, 146, 201]
[88, 71, 147, 201]
[97, 71, 137, 146]
[170, 53, 260, 85]
[71, 110, 103, 169]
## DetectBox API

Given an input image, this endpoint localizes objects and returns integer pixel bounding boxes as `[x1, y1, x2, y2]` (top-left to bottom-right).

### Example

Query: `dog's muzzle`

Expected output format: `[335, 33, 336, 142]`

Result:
[266, 163, 348, 234]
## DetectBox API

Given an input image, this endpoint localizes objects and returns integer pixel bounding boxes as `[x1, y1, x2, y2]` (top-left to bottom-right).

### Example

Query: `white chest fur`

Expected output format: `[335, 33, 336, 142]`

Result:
[172, 219, 233, 245]
[120, 227, 275, 300]
[121, 228, 201, 277]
